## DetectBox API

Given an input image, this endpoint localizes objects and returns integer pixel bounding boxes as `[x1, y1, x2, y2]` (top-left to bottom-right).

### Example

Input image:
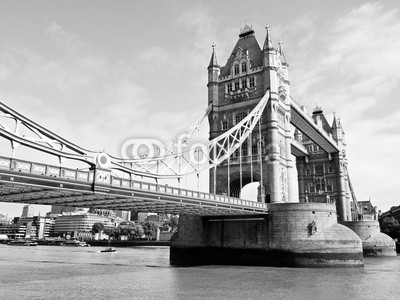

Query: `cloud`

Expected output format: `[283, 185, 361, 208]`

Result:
[46, 21, 83, 52]
[136, 46, 172, 73]
[281, 2, 400, 211]
[287, 3, 400, 121]
[0, 23, 155, 158]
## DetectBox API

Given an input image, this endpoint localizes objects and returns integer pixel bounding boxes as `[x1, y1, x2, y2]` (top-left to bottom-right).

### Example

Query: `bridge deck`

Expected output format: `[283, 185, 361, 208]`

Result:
[0, 157, 268, 216]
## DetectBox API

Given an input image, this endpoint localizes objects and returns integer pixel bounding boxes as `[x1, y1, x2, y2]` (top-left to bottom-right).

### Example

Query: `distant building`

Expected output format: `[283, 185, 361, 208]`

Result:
[21, 205, 35, 218]
[88, 208, 116, 218]
[0, 216, 54, 239]
[115, 210, 131, 222]
[53, 212, 113, 239]
[147, 214, 161, 222]
[0, 213, 10, 224]
[50, 205, 80, 215]
[130, 211, 139, 222]
[0, 223, 21, 239]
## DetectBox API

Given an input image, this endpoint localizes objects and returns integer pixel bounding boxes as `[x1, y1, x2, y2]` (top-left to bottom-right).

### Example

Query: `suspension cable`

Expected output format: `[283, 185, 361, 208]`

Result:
[250, 134, 253, 200]
[258, 119, 264, 203]
[213, 145, 217, 194]
[227, 155, 230, 197]
[239, 142, 243, 198]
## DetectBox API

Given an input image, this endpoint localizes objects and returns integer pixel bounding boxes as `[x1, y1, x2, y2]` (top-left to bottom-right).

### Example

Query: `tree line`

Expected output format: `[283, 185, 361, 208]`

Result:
[92, 215, 179, 240]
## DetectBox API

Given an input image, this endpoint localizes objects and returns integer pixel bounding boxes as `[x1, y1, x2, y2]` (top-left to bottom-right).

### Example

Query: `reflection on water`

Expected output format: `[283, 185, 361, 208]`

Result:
[0, 244, 398, 299]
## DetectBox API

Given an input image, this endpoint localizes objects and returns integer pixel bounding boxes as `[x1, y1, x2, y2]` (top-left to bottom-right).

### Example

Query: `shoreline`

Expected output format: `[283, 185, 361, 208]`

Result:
[87, 240, 170, 247]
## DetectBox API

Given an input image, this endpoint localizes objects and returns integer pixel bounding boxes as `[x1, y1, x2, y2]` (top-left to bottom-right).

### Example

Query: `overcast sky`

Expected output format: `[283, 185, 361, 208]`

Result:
[1, 0, 400, 217]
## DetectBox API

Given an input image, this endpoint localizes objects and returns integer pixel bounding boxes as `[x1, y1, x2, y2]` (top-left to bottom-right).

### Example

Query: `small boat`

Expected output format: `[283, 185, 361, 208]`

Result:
[101, 247, 116, 253]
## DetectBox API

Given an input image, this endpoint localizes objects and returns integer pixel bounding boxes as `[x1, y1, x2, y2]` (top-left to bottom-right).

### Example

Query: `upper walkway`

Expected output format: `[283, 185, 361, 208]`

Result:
[290, 100, 339, 154]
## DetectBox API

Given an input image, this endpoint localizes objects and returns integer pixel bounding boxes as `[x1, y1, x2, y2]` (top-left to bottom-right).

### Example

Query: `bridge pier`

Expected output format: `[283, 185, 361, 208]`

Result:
[170, 203, 364, 268]
[340, 220, 396, 257]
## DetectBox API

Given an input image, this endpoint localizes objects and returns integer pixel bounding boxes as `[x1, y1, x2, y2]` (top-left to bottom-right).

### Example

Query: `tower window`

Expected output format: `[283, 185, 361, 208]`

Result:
[309, 183, 315, 193]
[316, 179, 325, 193]
[234, 64, 239, 75]
[311, 145, 323, 154]
[234, 81, 240, 90]
[249, 77, 255, 87]
[241, 78, 247, 89]
[327, 180, 333, 192]
[305, 168, 311, 175]
[241, 62, 247, 73]
[221, 121, 228, 130]
[251, 143, 259, 155]
[241, 142, 248, 156]
[315, 164, 324, 176]
[235, 113, 247, 124]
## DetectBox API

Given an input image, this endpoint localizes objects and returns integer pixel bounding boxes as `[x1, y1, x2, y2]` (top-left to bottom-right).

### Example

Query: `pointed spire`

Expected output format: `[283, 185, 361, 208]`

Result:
[278, 39, 287, 65]
[332, 112, 339, 129]
[263, 23, 274, 50]
[208, 42, 219, 68]
[338, 117, 343, 130]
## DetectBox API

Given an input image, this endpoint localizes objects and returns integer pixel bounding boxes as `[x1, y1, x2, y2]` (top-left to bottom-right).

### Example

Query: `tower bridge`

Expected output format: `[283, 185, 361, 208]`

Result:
[0, 23, 395, 266]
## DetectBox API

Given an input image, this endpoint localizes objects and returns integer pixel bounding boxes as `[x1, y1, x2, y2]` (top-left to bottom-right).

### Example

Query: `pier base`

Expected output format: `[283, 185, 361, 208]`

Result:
[170, 203, 364, 268]
[340, 220, 396, 257]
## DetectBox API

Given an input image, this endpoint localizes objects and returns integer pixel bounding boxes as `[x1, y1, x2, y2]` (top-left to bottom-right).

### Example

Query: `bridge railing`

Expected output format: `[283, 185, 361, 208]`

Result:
[0, 156, 268, 210]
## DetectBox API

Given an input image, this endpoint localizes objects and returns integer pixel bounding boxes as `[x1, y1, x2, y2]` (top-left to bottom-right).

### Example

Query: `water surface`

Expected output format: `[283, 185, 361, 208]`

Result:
[0, 244, 398, 299]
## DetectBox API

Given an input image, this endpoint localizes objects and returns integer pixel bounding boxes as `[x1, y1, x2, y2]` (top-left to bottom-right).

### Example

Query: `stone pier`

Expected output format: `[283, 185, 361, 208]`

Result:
[170, 203, 364, 268]
[341, 220, 396, 256]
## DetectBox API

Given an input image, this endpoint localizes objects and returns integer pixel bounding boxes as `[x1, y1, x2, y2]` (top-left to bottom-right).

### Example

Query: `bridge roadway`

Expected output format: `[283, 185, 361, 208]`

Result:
[0, 156, 268, 215]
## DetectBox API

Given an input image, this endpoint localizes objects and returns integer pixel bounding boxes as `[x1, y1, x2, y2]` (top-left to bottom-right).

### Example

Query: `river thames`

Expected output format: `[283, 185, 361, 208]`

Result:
[0, 244, 398, 299]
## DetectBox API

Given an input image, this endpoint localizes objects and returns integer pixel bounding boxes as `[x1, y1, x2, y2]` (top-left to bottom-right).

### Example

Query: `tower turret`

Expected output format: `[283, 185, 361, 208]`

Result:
[262, 24, 278, 95]
[207, 42, 220, 105]
[331, 113, 342, 142]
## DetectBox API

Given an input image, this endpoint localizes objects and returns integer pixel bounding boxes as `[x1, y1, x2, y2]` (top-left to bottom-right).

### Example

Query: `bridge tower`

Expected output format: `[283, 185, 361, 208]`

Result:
[208, 25, 294, 204]
[295, 108, 352, 221]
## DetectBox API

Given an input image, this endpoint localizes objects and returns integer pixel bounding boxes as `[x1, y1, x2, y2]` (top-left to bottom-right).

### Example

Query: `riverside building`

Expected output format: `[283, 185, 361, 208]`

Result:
[53, 212, 114, 239]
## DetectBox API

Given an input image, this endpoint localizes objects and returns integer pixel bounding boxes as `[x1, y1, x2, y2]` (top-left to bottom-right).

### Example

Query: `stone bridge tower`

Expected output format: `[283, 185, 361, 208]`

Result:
[295, 109, 352, 221]
[207, 25, 294, 203]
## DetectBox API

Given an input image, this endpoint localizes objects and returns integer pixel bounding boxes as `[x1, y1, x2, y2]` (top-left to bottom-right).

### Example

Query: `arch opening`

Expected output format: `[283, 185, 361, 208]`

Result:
[229, 174, 264, 202]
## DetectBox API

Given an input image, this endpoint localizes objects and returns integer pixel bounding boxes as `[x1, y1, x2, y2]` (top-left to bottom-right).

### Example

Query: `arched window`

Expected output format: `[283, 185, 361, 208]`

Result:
[235, 113, 247, 124]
